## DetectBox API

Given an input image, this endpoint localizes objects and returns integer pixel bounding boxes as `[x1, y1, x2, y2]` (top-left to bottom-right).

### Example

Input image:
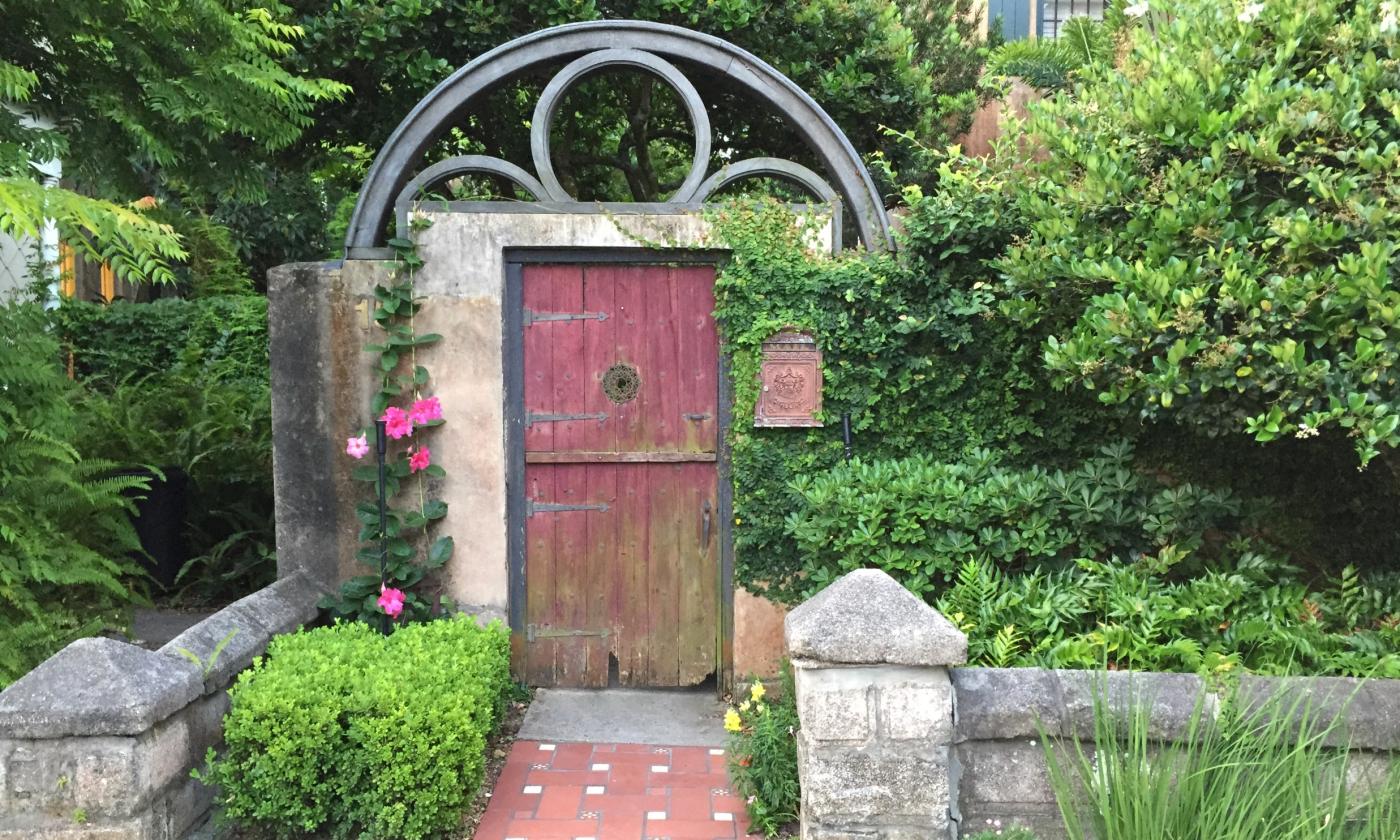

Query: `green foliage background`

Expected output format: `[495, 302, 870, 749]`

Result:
[0, 304, 147, 688]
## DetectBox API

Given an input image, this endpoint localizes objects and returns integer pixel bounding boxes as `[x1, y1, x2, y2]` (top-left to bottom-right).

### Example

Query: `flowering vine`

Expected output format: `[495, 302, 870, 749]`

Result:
[320, 220, 455, 625]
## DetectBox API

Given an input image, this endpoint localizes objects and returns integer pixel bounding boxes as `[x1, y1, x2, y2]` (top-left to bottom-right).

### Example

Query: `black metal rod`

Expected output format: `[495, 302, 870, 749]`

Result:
[375, 419, 390, 634]
[842, 412, 853, 462]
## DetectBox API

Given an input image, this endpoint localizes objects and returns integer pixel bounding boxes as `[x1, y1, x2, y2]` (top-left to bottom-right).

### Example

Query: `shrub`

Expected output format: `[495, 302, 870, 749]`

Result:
[788, 444, 1400, 677]
[726, 669, 800, 837]
[0, 303, 145, 688]
[59, 295, 274, 603]
[998, 0, 1400, 465]
[1045, 685, 1400, 840]
[201, 616, 511, 839]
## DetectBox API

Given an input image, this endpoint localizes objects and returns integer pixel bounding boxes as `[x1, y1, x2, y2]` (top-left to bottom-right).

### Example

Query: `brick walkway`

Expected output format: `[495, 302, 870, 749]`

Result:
[473, 740, 754, 840]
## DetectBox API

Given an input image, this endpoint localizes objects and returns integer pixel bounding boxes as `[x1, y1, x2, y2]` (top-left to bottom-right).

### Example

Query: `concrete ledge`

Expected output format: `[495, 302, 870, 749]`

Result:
[951, 667, 1400, 749]
[0, 640, 200, 740]
[0, 573, 326, 839]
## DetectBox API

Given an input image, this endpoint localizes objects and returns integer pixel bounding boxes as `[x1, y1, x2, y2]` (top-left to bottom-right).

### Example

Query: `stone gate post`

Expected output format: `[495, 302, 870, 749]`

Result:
[784, 569, 967, 840]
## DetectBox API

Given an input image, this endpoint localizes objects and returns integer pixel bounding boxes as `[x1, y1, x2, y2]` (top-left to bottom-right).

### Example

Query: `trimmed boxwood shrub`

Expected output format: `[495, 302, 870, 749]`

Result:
[200, 616, 511, 839]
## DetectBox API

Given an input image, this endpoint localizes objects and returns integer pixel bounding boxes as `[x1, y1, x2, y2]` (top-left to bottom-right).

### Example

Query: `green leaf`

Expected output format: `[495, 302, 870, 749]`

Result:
[426, 536, 454, 569]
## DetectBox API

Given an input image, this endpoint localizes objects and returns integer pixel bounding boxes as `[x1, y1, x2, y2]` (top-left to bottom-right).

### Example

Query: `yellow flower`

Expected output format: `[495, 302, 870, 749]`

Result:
[740, 700, 751, 712]
[750, 680, 766, 702]
[724, 708, 743, 733]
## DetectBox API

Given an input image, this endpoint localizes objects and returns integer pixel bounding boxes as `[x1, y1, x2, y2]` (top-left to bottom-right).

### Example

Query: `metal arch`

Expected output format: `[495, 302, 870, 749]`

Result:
[693, 158, 843, 251]
[530, 48, 712, 204]
[693, 158, 837, 204]
[344, 20, 894, 257]
[392, 155, 549, 240]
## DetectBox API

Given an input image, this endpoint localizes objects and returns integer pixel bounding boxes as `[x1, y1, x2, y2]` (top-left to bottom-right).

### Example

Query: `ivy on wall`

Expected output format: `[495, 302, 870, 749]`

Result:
[709, 180, 1105, 602]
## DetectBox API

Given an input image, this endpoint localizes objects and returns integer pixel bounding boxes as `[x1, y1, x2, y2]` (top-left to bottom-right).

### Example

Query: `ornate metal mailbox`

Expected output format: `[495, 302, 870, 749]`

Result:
[755, 329, 823, 427]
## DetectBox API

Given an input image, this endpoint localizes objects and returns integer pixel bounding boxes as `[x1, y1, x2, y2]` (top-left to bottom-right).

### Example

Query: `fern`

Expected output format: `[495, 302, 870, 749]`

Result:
[0, 303, 143, 688]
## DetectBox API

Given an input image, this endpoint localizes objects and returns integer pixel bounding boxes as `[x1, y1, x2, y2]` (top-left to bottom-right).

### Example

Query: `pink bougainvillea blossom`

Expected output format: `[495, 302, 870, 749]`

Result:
[378, 586, 405, 618]
[381, 406, 413, 439]
[409, 396, 443, 425]
[345, 434, 369, 459]
[409, 446, 431, 473]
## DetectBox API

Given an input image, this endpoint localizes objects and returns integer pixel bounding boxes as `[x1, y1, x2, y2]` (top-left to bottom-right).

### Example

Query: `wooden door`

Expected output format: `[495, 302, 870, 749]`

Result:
[521, 263, 719, 688]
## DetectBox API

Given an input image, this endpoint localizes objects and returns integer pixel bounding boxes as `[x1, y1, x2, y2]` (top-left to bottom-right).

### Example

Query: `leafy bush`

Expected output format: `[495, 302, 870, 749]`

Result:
[73, 368, 275, 602]
[200, 616, 511, 839]
[58, 295, 274, 603]
[725, 670, 800, 837]
[788, 444, 1400, 677]
[1045, 685, 1400, 840]
[0, 303, 145, 687]
[998, 0, 1400, 465]
[53, 295, 268, 383]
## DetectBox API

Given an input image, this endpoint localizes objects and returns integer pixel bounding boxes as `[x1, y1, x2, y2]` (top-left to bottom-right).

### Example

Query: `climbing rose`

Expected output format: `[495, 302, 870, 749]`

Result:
[378, 586, 405, 618]
[409, 396, 443, 425]
[724, 708, 742, 732]
[345, 434, 369, 459]
[381, 406, 412, 439]
[409, 446, 431, 473]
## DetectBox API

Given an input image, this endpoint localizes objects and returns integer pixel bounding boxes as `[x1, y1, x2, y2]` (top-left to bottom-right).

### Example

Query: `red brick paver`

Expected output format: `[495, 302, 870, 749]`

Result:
[474, 741, 753, 840]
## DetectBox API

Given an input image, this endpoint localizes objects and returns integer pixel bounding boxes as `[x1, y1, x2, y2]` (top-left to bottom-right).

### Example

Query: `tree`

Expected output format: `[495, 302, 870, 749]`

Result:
[0, 0, 348, 283]
[273, 0, 985, 208]
[995, 0, 1400, 465]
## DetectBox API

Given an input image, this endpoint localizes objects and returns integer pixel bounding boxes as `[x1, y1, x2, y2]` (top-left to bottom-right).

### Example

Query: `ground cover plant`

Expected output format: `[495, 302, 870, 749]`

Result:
[725, 669, 801, 836]
[199, 616, 511, 840]
[1044, 686, 1400, 840]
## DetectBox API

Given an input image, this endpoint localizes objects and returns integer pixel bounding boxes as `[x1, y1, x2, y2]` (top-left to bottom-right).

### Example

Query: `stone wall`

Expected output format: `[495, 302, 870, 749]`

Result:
[0, 574, 322, 839]
[950, 668, 1400, 839]
[786, 569, 1400, 840]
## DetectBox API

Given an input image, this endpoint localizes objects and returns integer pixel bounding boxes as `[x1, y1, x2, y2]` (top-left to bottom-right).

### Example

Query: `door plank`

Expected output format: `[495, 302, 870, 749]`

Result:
[582, 265, 620, 454]
[615, 463, 649, 685]
[524, 464, 558, 685]
[678, 462, 719, 684]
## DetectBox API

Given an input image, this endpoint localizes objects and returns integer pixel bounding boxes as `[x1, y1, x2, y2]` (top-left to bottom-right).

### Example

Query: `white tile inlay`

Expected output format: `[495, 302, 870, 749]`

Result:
[650, 764, 669, 773]
[714, 812, 734, 822]
[538, 743, 556, 751]
[522, 784, 543, 794]
[590, 763, 610, 771]
[585, 785, 606, 795]
[708, 748, 725, 755]
[646, 811, 668, 820]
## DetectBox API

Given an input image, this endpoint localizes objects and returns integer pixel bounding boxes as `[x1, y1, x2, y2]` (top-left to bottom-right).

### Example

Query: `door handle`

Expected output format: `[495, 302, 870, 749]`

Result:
[701, 499, 712, 548]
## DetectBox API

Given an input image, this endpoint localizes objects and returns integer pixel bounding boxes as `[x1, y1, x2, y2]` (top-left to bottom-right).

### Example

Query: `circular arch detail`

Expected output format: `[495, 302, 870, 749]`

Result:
[344, 20, 894, 257]
[531, 48, 712, 203]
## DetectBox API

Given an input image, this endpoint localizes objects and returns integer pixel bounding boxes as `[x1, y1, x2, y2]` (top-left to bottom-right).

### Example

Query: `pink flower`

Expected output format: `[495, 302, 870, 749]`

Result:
[381, 406, 413, 439]
[345, 434, 369, 459]
[409, 396, 443, 425]
[377, 586, 405, 618]
[409, 446, 431, 473]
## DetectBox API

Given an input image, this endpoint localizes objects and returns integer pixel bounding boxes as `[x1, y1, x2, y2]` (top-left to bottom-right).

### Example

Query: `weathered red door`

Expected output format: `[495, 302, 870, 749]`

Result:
[521, 263, 719, 688]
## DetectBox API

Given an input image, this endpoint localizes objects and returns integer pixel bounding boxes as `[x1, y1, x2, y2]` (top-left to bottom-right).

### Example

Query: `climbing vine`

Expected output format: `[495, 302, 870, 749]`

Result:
[707, 189, 1097, 603]
[321, 217, 455, 623]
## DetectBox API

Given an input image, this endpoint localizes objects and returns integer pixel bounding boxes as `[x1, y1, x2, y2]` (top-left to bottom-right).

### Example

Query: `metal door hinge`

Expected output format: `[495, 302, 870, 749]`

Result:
[526, 499, 610, 517]
[524, 309, 608, 327]
[527, 411, 608, 427]
[525, 624, 611, 642]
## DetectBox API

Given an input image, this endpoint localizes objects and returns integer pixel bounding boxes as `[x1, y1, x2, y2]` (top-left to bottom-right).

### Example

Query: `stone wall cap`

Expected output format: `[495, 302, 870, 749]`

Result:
[0, 637, 201, 738]
[785, 569, 967, 666]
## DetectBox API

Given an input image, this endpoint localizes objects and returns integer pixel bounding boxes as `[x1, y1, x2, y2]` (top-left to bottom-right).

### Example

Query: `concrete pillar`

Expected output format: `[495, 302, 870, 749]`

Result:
[785, 569, 968, 840]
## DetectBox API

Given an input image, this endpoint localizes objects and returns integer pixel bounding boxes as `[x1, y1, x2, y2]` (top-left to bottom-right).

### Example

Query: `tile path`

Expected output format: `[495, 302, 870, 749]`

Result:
[473, 740, 754, 840]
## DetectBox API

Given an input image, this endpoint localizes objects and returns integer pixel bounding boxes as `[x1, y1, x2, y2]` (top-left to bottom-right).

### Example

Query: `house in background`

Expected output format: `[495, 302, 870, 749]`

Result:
[987, 0, 1106, 39]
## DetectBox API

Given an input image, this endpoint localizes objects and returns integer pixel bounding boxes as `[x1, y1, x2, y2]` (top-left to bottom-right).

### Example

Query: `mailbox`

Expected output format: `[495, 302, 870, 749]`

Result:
[755, 329, 823, 427]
